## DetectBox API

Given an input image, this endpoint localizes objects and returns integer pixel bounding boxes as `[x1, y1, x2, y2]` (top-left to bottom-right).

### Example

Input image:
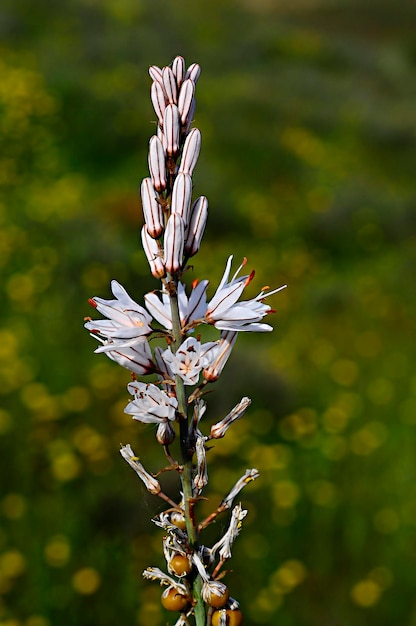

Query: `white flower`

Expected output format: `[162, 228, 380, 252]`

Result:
[161, 337, 216, 385]
[205, 256, 287, 332]
[124, 381, 178, 423]
[85, 280, 153, 346]
[144, 280, 208, 330]
[94, 338, 154, 376]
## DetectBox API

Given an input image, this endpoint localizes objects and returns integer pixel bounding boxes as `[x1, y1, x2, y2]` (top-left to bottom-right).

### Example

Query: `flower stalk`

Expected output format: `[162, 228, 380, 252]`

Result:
[84, 56, 286, 625]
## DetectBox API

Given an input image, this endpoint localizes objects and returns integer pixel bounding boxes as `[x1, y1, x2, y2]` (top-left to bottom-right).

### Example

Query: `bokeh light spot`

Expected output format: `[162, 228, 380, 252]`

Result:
[350, 579, 381, 607]
[72, 567, 101, 595]
[330, 359, 359, 387]
[373, 508, 400, 534]
[2, 494, 26, 519]
[44, 535, 71, 567]
[0, 550, 26, 578]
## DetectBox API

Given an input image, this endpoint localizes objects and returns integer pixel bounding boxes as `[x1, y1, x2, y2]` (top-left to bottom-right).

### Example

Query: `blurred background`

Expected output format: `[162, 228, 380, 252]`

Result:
[1, 0, 415, 624]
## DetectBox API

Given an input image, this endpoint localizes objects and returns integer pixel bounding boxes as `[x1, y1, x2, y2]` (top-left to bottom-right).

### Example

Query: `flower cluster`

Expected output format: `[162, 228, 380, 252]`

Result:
[84, 56, 286, 626]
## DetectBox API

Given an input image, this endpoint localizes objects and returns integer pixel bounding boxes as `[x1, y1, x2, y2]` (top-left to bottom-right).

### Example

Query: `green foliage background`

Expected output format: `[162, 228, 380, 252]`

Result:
[1, 1, 415, 624]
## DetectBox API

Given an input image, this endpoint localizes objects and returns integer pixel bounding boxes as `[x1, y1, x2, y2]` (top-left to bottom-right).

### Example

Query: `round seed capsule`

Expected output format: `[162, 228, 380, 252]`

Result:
[161, 586, 189, 612]
[211, 608, 243, 626]
[170, 555, 192, 577]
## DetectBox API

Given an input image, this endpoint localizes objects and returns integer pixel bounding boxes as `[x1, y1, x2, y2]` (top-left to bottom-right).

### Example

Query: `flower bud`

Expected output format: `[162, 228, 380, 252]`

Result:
[156, 421, 176, 445]
[150, 81, 166, 127]
[163, 104, 181, 157]
[185, 195, 208, 257]
[164, 213, 184, 275]
[141, 178, 164, 239]
[148, 135, 167, 192]
[179, 128, 201, 176]
[162, 66, 178, 105]
[171, 173, 193, 226]
[178, 79, 195, 126]
[149, 65, 163, 84]
[185, 62, 201, 84]
[141, 226, 165, 278]
[172, 55, 185, 88]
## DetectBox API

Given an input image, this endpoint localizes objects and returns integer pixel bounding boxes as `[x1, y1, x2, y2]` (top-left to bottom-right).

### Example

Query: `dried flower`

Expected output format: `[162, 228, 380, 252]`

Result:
[120, 444, 161, 495]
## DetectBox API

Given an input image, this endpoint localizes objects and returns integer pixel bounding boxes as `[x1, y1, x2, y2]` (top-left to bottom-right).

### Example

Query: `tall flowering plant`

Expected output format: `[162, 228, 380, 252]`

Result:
[84, 56, 286, 626]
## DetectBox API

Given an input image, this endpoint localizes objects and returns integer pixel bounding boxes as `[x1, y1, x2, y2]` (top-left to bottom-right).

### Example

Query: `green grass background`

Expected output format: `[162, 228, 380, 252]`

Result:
[0, 0, 415, 624]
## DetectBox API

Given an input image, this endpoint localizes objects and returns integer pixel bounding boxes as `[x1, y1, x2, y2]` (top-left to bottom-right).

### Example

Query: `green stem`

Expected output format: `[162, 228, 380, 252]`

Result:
[168, 280, 206, 626]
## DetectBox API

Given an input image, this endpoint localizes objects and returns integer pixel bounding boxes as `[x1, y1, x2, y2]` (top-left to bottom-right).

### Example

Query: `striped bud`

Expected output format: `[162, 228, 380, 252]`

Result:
[172, 56, 185, 89]
[164, 213, 184, 275]
[140, 178, 164, 239]
[141, 226, 165, 278]
[177, 79, 195, 126]
[162, 67, 178, 105]
[185, 196, 208, 257]
[184, 97, 196, 134]
[179, 128, 201, 176]
[148, 135, 167, 192]
[163, 104, 181, 157]
[171, 173, 193, 225]
[151, 81, 166, 127]
[149, 65, 163, 84]
[185, 62, 201, 84]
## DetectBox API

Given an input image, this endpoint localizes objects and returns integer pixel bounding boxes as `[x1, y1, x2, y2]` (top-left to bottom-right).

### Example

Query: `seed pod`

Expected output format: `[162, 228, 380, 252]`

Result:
[185, 62, 201, 84]
[163, 104, 181, 157]
[148, 135, 167, 192]
[161, 586, 189, 612]
[151, 81, 166, 127]
[164, 213, 184, 275]
[141, 226, 165, 279]
[170, 510, 186, 530]
[178, 79, 195, 126]
[171, 173, 193, 226]
[202, 581, 230, 608]
[211, 608, 243, 626]
[169, 555, 192, 577]
[140, 177, 164, 239]
[162, 66, 178, 105]
[185, 195, 208, 257]
[179, 128, 201, 176]
[172, 55, 185, 88]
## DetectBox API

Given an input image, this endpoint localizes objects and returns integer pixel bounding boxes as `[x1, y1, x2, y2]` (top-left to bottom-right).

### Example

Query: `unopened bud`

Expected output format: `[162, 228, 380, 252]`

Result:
[140, 178, 164, 239]
[156, 421, 176, 445]
[149, 65, 163, 84]
[178, 79, 195, 126]
[172, 55, 185, 88]
[171, 173, 193, 225]
[179, 128, 201, 176]
[148, 135, 167, 192]
[141, 226, 165, 278]
[151, 81, 166, 127]
[164, 213, 184, 275]
[162, 66, 178, 105]
[185, 62, 201, 84]
[163, 104, 181, 157]
[185, 195, 208, 257]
